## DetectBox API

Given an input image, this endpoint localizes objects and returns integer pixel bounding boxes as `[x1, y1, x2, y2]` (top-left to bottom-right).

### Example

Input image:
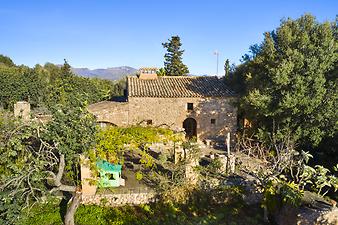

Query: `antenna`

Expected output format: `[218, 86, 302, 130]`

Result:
[214, 50, 219, 76]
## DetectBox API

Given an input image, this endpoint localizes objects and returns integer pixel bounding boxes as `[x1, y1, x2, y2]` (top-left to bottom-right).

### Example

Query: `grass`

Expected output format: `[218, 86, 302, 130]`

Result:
[17, 196, 266, 225]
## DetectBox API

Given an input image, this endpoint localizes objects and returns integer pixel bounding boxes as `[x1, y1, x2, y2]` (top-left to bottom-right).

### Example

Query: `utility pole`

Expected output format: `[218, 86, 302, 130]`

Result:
[214, 50, 219, 76]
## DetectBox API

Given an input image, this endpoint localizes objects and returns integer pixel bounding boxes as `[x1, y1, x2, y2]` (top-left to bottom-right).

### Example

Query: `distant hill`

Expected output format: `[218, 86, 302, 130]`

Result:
[71, 66, 137, 80]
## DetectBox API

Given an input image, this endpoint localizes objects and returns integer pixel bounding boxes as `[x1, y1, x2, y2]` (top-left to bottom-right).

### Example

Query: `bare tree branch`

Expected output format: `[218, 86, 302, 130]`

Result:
[54, 154, 65, 187]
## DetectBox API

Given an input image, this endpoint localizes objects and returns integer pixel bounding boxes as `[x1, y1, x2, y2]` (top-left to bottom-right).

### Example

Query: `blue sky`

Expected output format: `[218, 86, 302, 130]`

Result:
[0, 0, 337, 75]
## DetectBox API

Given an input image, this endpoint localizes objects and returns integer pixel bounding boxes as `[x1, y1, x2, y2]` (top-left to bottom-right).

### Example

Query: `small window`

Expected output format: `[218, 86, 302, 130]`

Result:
[211, 119, 216, 125]
[187, 103, 193, 110]
[146, 119, 153, 125]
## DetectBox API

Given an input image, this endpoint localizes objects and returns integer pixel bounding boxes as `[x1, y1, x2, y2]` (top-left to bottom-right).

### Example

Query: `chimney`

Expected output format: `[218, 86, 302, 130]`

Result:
[138, 67, 158, 80]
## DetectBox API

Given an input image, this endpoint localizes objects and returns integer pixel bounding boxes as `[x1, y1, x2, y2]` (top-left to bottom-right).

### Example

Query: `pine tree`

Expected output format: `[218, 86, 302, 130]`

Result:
[162, 36, 189, 76]
[61, 59, 72, 78]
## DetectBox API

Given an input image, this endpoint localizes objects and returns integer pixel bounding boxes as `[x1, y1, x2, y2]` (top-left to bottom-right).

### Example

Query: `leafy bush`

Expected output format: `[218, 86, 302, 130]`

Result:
[263, 179, 303, 213]
[300, 165, 338, 196]
[94, 126, 182, 164]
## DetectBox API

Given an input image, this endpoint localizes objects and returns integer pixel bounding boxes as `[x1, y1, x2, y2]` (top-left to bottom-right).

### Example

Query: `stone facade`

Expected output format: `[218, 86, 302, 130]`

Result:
[88, 74, 237, 142]
[128, 97, 237, 141]
[89, 97, 237, 142]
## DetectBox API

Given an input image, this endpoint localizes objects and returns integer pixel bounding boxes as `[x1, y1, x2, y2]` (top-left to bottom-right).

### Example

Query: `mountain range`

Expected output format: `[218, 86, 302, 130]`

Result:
[71, 66, 205, 80]
[71, 66, 137, 80]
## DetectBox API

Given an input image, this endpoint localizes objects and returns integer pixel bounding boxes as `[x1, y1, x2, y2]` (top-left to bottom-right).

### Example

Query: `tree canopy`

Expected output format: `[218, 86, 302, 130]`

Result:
[0, 54, 15, 67]
[162, 36, 189, 76]
[0, 105, 97, 224]
[0, 56, 125, 225]
[239, 14, 338, 147]
[0, 58, 124, 111]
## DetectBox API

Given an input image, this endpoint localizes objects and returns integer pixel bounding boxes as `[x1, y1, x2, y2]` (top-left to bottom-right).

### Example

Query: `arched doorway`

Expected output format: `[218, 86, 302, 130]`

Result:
[183, 118, 197, 139]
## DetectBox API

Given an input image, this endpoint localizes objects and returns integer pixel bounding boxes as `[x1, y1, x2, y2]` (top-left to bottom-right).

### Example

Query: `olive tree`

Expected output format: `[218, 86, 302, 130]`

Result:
[0, 104, 96, 225]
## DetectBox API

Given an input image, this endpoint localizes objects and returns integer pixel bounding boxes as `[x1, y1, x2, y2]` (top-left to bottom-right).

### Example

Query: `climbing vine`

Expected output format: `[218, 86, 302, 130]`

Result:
[94, 126, 183, 164]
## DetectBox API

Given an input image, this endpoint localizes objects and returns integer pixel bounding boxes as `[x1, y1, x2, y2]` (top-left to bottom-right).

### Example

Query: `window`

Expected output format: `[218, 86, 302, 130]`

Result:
[211, 119, 216, 125]
[187, 103, 193, 110]
[146, 119, 153, 125]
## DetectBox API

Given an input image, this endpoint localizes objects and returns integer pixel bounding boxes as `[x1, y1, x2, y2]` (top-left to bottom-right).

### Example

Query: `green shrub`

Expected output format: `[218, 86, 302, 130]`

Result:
[17, 191, 265, 225]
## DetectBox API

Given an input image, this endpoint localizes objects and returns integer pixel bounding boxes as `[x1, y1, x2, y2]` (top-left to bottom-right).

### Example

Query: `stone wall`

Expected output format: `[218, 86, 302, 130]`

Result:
[88, 97, 237, 142]
[14, 101, 30, 122]
[274, 205, 338, 225]
[80, 155, 97, 196]
[82, 191, 157, 207]
[128, 97, 237, 141]
[88, 101, 129, 126]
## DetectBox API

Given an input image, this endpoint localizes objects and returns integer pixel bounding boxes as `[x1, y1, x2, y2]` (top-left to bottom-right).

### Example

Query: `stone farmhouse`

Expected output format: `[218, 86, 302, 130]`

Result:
[88, 68, 238, 142]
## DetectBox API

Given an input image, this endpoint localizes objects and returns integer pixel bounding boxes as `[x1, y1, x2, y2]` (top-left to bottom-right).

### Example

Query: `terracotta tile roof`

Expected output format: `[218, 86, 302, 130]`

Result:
[127, 76, 235, 98]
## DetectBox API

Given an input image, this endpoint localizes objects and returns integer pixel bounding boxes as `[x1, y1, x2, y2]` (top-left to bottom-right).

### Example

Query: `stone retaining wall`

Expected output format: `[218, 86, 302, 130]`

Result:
[82, 191, 157, 207]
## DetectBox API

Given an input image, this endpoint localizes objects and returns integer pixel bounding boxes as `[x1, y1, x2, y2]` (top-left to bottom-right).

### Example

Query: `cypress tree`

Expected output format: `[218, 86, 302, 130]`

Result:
[162, 36, 189, 76]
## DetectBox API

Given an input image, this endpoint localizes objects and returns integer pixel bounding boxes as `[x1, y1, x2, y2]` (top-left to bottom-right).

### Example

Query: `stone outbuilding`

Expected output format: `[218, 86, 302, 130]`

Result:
[88, 68, 237, 142]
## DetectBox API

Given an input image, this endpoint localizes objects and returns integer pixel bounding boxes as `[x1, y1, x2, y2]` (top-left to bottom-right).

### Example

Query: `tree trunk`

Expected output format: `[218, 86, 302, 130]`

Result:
[64, 190, 82, 225]
[263, 205, 269, 223]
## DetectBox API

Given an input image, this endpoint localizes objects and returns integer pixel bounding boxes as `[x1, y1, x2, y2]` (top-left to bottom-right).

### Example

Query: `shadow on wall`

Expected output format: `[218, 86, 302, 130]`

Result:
[182, 76, 235, 97]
